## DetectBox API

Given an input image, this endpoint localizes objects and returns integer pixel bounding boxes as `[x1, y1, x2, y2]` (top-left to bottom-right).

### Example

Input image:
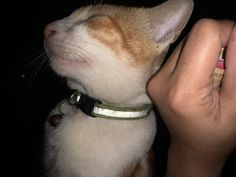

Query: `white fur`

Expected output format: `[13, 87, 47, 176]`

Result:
[44, 12, 156, 177]
[45, 109, 156, 177]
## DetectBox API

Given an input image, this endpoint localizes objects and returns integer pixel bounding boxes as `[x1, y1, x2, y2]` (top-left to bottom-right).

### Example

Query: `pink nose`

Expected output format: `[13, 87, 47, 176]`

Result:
[44, 23, 57, 38]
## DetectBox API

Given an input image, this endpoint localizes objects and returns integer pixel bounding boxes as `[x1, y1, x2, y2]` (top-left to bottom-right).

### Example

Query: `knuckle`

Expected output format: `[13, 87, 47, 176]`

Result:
[147, 75, 163, 101]
[147, 78, 158, 100]
[190, 18, 220, 41]
[194, 18, 219, 30]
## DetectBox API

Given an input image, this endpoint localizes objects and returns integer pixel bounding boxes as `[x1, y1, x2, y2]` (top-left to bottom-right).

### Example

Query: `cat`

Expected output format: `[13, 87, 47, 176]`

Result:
[43, 0, 193, 176]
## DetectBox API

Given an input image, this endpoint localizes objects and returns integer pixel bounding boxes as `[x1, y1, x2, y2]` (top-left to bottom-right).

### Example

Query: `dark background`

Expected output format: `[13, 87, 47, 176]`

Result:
[2, 0, 236, 176]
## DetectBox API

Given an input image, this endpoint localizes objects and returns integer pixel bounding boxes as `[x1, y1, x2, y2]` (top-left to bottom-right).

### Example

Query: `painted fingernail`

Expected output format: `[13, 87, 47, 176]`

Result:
[213, 48, 225, 88]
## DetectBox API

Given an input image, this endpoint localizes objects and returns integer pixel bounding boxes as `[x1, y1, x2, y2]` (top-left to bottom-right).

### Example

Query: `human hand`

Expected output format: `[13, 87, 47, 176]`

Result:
[148, 19, 236, 177]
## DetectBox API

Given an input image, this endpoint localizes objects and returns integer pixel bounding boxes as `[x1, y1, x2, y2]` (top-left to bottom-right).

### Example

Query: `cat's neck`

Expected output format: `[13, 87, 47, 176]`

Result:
[67, 79, 152, 106]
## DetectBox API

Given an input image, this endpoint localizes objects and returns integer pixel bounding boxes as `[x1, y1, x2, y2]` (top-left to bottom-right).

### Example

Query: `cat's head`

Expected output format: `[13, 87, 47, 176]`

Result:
[44, 0, 193, 104]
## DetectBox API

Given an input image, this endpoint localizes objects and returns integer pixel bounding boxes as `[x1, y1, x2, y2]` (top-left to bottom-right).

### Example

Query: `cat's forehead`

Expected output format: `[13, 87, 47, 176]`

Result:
[69, 6, 92, 19]
[65, 5, 157, 67]
[71, 5, 122, 16]
[70, 5, 144, 25]
[68, 5, 151, 41]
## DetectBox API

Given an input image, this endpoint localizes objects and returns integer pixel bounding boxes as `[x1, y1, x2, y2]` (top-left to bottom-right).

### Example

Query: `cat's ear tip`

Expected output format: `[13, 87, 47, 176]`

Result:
[148, 0, 194, 45]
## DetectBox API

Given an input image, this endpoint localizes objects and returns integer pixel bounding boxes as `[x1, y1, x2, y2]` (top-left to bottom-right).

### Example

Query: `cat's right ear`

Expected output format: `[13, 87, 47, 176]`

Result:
[147, 0, 194, 45]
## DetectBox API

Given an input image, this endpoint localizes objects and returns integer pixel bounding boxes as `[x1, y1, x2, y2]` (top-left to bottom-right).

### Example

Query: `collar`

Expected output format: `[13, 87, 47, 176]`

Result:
[58, 90, 153, 120]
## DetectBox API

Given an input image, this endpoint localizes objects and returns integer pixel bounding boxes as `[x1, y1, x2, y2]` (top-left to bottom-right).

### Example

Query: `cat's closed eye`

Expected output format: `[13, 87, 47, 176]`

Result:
[87, 15, 124, 44]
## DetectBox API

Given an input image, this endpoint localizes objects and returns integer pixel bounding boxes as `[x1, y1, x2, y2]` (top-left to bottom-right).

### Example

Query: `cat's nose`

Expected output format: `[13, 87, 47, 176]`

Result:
[44, 20, 65, 38]
[44, 24, 57, 38]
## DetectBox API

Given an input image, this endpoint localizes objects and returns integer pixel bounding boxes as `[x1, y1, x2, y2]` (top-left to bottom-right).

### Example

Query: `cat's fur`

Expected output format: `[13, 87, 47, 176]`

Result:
[43, 0, 193, 177]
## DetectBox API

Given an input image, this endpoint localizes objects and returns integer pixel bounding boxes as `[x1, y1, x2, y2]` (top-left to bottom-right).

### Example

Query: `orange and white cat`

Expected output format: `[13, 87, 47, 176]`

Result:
[43, 0, 193, 176]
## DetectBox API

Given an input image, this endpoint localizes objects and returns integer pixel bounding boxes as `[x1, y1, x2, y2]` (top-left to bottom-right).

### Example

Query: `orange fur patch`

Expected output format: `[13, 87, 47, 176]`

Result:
[86, 15, 156, 67]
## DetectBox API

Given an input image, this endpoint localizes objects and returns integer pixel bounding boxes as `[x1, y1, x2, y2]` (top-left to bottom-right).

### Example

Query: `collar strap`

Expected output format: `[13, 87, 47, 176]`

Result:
[62, 90, 152, 120]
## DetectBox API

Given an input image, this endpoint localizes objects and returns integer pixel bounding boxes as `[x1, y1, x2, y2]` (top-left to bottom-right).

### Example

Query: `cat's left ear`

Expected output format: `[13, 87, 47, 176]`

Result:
[147, 0, 194, 44]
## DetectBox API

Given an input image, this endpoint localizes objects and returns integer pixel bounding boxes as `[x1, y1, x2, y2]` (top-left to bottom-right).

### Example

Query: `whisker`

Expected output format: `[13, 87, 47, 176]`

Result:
[94, 0, 100, 6]
[20, 53, 47, 77]
[3, 51, 47, 88]
[63, 39, 108, 60]
[13, 51, 45, 74]
[67, 46, 96, 63]
[66, 37, 105, 50]
[87, 0, 93, 6]
[98, 0, 105, 6]
[27, 56, 49, 88]
[57, 41, 92, 60]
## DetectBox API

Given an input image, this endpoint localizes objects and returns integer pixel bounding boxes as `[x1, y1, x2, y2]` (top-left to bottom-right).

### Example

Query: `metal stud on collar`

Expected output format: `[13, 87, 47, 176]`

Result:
[58, 91, 81, 116]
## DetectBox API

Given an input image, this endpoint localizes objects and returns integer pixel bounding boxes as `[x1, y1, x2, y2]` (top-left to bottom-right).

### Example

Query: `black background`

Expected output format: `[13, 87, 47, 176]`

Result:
[2, 0, 236, 177]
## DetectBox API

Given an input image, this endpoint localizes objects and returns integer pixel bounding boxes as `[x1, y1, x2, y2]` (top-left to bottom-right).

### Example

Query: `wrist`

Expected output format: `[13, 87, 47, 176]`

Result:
[165, 142, 227, 177]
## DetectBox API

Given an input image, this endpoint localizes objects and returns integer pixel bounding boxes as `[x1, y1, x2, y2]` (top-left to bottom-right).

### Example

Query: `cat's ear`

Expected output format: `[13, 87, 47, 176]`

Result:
[147, 0, 194, 44]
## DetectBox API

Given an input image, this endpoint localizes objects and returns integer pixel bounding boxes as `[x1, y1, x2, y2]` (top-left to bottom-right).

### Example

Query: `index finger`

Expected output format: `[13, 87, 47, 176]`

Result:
[173, 19, 234, 91]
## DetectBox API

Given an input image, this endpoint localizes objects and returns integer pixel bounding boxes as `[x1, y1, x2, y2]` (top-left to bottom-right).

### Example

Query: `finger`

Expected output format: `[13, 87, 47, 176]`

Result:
[172, 19, 234, 91]
[147, 40, 184, 96]
[221, 24, 236, 99]
[161, 39, 186, 73]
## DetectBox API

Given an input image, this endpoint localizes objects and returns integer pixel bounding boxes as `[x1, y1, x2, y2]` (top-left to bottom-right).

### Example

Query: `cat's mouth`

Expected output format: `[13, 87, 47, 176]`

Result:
[45, 41, 88, 66]
[49, 55, 89, 74]
[52, 56, 87, 65]
[46, 47, 89, 65]
[49, 55, 89, 77]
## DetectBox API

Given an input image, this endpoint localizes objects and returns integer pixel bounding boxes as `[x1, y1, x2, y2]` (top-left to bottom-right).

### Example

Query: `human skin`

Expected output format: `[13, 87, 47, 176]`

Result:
[148, 19, 236, 177]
